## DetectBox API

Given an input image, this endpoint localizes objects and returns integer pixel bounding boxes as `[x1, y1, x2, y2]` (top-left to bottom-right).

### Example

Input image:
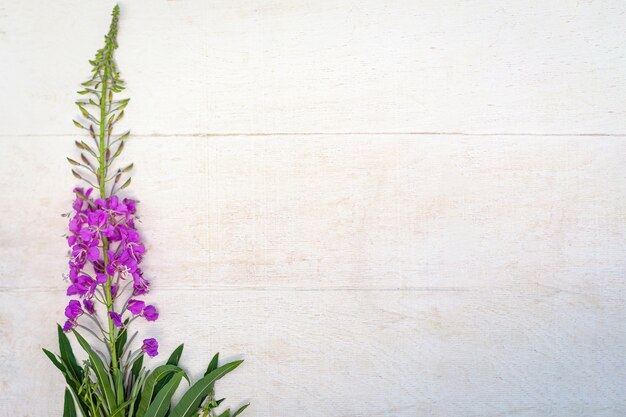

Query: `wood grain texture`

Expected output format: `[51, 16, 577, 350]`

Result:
[1, 287, 625, 416]
[2, 0, 626, 135]
[1, 136, 626, 416]
[1, 1, 626, 416]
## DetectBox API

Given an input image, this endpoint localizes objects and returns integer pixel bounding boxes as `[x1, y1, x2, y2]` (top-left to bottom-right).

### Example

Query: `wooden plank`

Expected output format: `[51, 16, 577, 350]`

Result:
[1, 135, 625, 294]
[2, 1, 626, 135]
[2, 287, 624, 417]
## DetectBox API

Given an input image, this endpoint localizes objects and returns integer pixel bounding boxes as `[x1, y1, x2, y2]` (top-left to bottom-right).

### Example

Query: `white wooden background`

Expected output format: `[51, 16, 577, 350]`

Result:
[1, 1, 626, 416]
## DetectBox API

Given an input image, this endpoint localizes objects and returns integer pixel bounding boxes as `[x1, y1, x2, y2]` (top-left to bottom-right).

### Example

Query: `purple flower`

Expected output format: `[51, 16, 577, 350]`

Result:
[87, 246, 100, 262]
[83, 299, 95, 314]
[143, 305, 159, 321]
[62, 320, 76, 333]
[87, 210, 114, 237]
[66, 274, 99, 298]
[110, 284, 119, 299]
[127, 299, 145, 315]
[68, 215, 83, 234]
[107, 196, 129, 216]
[96, 273, 107, 285]
[64, 300, 83, 319]
[68, 265, 79, 283]
[132, 270, 150, 295]
[62, 191, 153, 333]
[141, 338, 159, 357]
[106, 250, 138, 279]
[72, 187, 92, 212]
[108, 311, 123, 327]
[123, 198, 136, 214]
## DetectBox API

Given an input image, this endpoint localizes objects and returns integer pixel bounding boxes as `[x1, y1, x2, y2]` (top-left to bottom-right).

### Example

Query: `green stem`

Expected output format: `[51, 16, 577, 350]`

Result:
[99, 63, 119, 374]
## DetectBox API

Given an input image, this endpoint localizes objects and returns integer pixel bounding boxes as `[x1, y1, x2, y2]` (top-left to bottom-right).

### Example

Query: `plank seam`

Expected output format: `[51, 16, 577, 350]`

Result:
[2, 132, 626, 138]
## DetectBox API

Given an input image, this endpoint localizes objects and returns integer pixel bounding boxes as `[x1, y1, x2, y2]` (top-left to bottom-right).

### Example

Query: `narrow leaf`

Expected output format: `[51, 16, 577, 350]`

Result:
[63, 388, 77, 417]
[58, 324, 83, 382]
[232, 404, 249, 417]
[115, 367, 124, 405]
[217, 409, 230, 417]
[72, 330, 117, 412]
[170, 360, 243, 417]
[153, 344, 185, 397]
[109, 399, 133, 417]
[115, 325, 128, 361]
[143, 372, 184, 417]
[205, 353, 219, 376]
[42, 348, 67, 376]
[131, 354, 144, 380]
[136, 365, 185, 417]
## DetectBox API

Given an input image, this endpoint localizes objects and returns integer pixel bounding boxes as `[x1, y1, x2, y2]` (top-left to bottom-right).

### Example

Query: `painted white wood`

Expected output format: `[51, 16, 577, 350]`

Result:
[1, 135, 626, 293]
[2, 0, 626, 135]
[2, 0, 626, 416]
[0, 136, 625, 416]
[1, 284, 625, 416]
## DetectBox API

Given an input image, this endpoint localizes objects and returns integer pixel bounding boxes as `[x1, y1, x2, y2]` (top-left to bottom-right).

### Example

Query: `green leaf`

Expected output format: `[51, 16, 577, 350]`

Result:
[67, 386, 91, 417]
[58, 324, 83, 382]
[115, 367, 125, 405]
[217, 409, 230, 417]
[136, 365, 186, 417]
[199, 352, 221, 407]
[167, 344, 185, 366]
[232, 404, 249, 417]
[131, 354, 144, 380]
[72, 330, 117, 412]
[205, 353, 219, 376]
[109, 399, 133, 417]
[42, 349, 80, 394]
[115, 325, 128, 362]
[63, 388, 77, 417]
[42, 348, 67, 376]
[153, 344, 185, 394]
[144, 371, 184, 417]
[130, 366, 148, 417]
[170, 360, 243, 417]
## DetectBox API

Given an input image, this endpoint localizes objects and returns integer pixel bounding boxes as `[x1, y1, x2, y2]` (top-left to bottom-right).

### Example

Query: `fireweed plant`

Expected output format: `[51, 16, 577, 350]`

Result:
[43, 6, 248, 417]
